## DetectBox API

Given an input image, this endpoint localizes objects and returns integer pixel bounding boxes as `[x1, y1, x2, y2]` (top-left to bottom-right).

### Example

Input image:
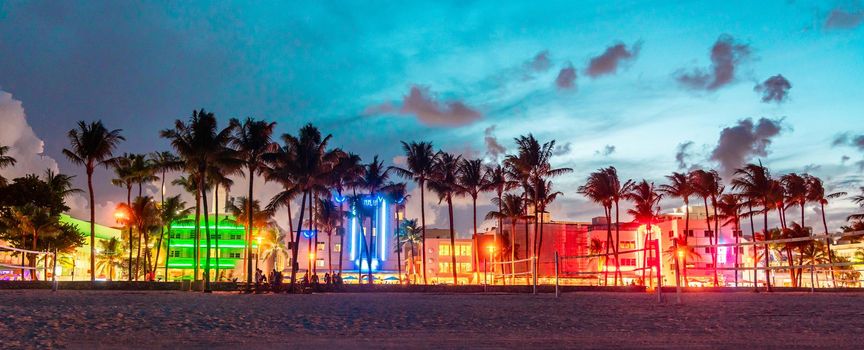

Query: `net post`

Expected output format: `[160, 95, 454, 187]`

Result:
[555, 251, 560, 298]
[532, 256, 537, 295]
[655, 239, 662, 304]
[484, 257, 488, 293]
[672, 239, 681, 305]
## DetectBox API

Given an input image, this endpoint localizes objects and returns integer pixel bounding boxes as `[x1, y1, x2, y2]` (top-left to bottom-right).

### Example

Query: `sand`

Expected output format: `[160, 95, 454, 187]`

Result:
[1, 290, 862, 349]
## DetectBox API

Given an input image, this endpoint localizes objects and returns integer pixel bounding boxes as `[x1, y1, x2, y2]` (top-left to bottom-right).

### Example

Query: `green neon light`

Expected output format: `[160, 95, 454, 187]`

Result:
[172, 225, 245, 230]
[168, 239, 257, 249]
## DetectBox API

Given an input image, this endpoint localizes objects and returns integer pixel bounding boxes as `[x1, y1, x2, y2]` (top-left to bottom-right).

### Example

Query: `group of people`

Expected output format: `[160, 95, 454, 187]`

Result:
[250, 269, 344, 293]
[301, 272, 344, 288]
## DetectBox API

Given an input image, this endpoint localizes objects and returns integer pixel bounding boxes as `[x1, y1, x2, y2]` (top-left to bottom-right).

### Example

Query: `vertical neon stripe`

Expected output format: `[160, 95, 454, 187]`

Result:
[380, 199, 387, 261]
[350, 214, 357, 260]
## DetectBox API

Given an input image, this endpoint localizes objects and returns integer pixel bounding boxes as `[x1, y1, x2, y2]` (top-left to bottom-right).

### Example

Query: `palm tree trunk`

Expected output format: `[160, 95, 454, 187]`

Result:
[821, 202, 835, 288]
[448, 195, 457, 285]
[396, 206, 402, 283]
[337, 200, 344, 275]
[420, 180, 428, 285]
[614, 200, 622, 286]
[214, 185, 220, 282]
[125, 187, 132, 282]
[164, 225, 172, 281]
[193, 189, 201, 282]
[603, 205, 611, 286]
[88, 167, 96, 282]
[763, 207, 772, 292]
[511, 219, 517, 285]
[712, 197, 719, 287]
[200, 171, 212, 292]
[748, 203, 757, 288]
[683, 199, 690, 286]
[537, 208, 545, 279]
[472, 196, 478, 279]
[289, 190, 307, 291]
[246, 166, 256, 292]
[135, 225, 142, 281]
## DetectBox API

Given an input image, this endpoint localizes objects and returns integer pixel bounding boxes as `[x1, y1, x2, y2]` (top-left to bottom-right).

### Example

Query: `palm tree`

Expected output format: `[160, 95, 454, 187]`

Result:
[161, 109, 238, 292]
[149, 151, 183, 276]
[849, 187, 864, 221]
[260, 228, 290, 272]
[391, 141, 437, 284]
[63, 120, 125, 282]
[96, 237, 123, 281]
[482, 164, 517, 274]
[717, 193, 743, 286]
[111, 154, 136, 280]
[457, 158, 487, 271]
[227, 197, 276, 274]
[578, 170, 616, 285]
[0, 144, 17, 186]
[207, 168, 235, 281]
[383, 183, 409, 283]
[355, 155, 393, 284]
[659, 172, 693, 286]
[782, 173, 808, 227]
[159, 195, 192, 280]
[732, 163, 774, 291]
[329, 152, 363, 275]
[624, 180, 662, 286]
[120, 196, 161, 280]
[129, 153, 157, 198]
[269, 124, 336, 290]
[807, 175, 845, 286]
[690, 169, 723, 286]
[485, 193, 528, 283]
[171, 174, 201, 278]
[428, 152, 463, 284]
[230, 117, 276, 291]
[526, 178, 562, 272]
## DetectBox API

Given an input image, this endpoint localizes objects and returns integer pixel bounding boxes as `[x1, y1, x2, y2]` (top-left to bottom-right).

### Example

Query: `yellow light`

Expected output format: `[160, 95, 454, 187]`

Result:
[308, 252, 315, 260]
[256, 236, 263, 245]
[677, 249, 684, 258]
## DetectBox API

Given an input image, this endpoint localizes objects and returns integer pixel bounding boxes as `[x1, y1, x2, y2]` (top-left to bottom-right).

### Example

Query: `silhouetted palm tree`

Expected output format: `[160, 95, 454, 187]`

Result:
[230, 117, 277, 291]
[159, 195, 192, 280]
[161, 109, 238, 292]
[383, 183, 409, 283]
[457, 158, 487, 270]
[486, 193, 528, 283]
[782, 173, 808, 227]
[482, 164, 517, 272]
[428, 152, 463, 284]
[717, 193, 743, 286]
[392, 141, 437, 284]
[659, 172, 693, 286]
[578, 169, 617, 285]
[690, 169, 723, 286]
[732, 163, 774, 291]
[807, 175, 846, 286]
[314, 197, 341, 276]
[63, 120, 125, 282]
[526, 178, 562, 272]
[625, 180, 662, 286]
[354, 155, 393, 283]
[0, 144, 16, 186]
[111, 154, 137, 280]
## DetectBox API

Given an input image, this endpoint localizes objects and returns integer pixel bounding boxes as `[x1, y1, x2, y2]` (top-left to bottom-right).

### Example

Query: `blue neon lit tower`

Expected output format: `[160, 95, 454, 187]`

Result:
[345, 194, 395, 273]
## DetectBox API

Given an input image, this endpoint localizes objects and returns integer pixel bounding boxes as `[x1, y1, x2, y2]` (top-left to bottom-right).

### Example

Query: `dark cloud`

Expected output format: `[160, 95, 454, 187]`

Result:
[594, 144, 616, 157]
[484, 125, 506, 161]
[832, 132, 864, 151]
[825, 5, 864, 29]
[553, 142, 572, 156]
[675, 35, 751, 91]
[365, 85, 482, 127]
[709, 117, 784, 177]
[555, 63, 577, 90]
[675, 141, 695, 170]
[841, 155, 851, 164]
[754, 74, 792, 103]
[586, 42, 641, 78]
[528, 50, 551, 72]
[802, 163, 821, 173]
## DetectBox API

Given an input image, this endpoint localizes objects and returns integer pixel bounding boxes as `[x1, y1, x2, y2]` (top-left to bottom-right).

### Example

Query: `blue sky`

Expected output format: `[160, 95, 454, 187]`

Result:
[1, 1, 863, 234]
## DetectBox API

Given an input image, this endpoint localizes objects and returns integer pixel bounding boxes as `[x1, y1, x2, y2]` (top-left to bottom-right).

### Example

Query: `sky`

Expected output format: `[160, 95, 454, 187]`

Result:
[1, 0, 863, 236]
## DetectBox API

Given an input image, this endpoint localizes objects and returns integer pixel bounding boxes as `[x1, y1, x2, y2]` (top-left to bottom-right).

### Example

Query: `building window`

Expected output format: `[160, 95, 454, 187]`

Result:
[733, 230, 742, 237]
[317, 242, 325, 251]
[228, 252, 241, 258]
[704, 247, 711, 254]
[316, 258, 325, 267]
[456, 245, 471, 256]
[621, 258, 637, 266]
[686, 230, 694, 237]
[171, 233, 182, 239]
[620, 241, 636, 250]
[668, 231, 674, 238]
[439, 262, 452, 273]
[704, 230, 714, 238]
[439, 244, 451, 256]
[230, 234, 242, 240]
[334, 244, 341, 252]
[169, 250, 181, 258]
[457, 263, 472, 273]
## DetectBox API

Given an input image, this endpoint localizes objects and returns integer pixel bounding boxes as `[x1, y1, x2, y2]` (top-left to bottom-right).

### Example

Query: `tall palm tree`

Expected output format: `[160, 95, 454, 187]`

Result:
[399, 218, 423, 283]
[428, 152, 463, 285]
[207, 168, 235, 281]
[807, 175, 845, 286]
[0, 144, 17, 186]
[119, 196, 161, 280]
[782, 173, 808, 227]
[149, 151, 183, 276]
[624, 180, 662, 286]
[230, 117, 276, 291]
[690, 169, 723, 286]
[260, 228, 290, 272]
[482, 164, 517, 273]
[486, 193, 528, 283]
[383, 183, 409, 283]
[392, 141, 437, 284]
[159, 195, 192, 280]
[171, 174, 201, 278]
[129, 153, 157, 198]
[732, 163, 774, 291]
[457, 158, 488, 271]
[659, 172, 693, 285]
[849, 187, 864, 222]
[63, 120, 125, 282]
[111, 154, 136, 280]
[355, 155, 393, 284]
[329, 152, 363, 275]
[161, 109, 238, 292]
[578, 170, 617, 285]
[526, 178, 562, 271]
[717, 193, 743, 286]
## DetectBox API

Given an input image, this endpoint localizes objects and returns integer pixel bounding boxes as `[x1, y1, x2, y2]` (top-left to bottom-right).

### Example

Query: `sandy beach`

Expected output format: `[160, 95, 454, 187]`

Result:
[2, 290, 862, 349]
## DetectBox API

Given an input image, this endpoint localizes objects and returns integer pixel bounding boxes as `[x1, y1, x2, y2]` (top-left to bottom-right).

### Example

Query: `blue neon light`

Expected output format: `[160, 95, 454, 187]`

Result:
[380, 198, 387, 261]
[350, 214, 357, 260]
[301, 230, 317, 239]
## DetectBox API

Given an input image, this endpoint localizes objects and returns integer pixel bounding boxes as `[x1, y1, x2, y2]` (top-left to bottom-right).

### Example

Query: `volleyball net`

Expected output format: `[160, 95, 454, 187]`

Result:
[0, 245, 58, 290]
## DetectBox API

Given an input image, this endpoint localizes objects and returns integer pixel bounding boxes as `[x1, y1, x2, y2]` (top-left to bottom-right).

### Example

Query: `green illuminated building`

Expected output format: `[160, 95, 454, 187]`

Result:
[164, 214, 259, 281]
